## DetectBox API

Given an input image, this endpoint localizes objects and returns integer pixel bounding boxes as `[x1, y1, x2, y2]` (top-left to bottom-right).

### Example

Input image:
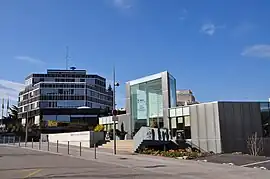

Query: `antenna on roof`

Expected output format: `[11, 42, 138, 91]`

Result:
[65, 46, 69, 70]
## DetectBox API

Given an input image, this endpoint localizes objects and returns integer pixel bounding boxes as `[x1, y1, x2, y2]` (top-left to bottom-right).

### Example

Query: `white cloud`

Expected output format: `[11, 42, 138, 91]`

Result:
[179, 8, 188, 21]
[0, 79, 25, 103]
[15, 56, 45, 64]
[113, 0, 132, 9]
[241, 44, 270, 58]
[201, 23, 225, 36]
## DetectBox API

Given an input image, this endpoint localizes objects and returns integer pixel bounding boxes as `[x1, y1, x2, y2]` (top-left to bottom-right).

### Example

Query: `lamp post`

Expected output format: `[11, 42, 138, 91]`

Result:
[112, 66, 119, 155]
[25, 109, 28, 145]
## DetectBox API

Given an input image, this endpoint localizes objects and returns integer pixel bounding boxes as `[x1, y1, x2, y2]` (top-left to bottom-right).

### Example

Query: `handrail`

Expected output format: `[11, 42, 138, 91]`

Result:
[133, 127, 170, 152]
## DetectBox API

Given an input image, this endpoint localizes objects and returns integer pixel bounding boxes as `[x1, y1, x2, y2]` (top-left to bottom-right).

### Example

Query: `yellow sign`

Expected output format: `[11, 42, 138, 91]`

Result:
[48, 120, 58, 127]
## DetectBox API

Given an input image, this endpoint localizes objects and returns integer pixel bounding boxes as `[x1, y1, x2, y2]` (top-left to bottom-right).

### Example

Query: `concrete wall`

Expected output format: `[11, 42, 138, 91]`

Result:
[117, 114, 132, 139]
[190, 102, 222, 153]
[161, 72, 170, 129]
[218, 102, 263, 153]
[47, 131, 104, 148]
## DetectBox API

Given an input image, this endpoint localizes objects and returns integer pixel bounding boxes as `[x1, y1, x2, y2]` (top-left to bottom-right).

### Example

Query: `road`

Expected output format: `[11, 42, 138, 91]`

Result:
[1, 144, 270, 179]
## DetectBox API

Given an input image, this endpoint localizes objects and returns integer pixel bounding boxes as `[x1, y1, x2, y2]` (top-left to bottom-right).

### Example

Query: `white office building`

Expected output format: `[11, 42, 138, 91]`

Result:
[18, 69, 113, 126]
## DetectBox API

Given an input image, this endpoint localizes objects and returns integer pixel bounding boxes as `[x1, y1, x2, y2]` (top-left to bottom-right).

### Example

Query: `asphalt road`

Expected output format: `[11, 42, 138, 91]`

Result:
[198, 153, 270, 169]
[1, 144, 270, 179]
[0, 145, 164, 179]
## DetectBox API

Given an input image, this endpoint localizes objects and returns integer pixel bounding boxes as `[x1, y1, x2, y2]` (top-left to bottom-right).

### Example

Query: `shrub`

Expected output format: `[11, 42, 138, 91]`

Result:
[139, 148, 205, 159]
[94, 124, 104, 132]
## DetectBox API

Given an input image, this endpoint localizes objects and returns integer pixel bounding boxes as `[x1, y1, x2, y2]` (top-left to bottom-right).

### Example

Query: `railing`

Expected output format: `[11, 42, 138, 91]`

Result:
[133, 127, 171, 152]
[0, 136, 98, 159]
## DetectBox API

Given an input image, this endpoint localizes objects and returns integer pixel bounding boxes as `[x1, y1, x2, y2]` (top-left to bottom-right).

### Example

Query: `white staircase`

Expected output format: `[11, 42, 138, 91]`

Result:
[99, 140, 134, 153]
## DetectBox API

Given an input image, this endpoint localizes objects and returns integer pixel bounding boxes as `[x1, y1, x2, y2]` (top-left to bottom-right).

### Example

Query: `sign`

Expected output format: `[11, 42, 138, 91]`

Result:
[112, 116, 118, 121]
[48, 120, 58, 127]
[137, 89, 147, 119]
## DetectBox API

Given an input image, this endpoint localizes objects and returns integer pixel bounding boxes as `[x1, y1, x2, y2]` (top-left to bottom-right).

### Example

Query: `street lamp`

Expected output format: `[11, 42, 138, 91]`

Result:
[112, 66, 119, 155]
[25, 108, 29, 145]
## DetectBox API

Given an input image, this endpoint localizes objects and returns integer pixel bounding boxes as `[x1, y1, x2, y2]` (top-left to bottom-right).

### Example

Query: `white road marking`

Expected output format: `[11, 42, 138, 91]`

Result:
[241, 160, 270, 167]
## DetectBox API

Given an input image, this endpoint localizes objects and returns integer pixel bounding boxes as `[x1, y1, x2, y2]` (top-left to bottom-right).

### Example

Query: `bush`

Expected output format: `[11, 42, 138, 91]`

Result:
[139, 148, 206, 159]
[94, 124, 104, 132]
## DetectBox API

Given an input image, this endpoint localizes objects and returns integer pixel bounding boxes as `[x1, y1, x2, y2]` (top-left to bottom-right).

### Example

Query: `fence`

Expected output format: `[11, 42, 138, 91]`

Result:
[0, 136, 98, 159]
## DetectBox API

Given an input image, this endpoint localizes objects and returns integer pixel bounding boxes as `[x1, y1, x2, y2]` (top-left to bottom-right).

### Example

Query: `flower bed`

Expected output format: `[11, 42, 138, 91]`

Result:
[139, 148, 208, 159]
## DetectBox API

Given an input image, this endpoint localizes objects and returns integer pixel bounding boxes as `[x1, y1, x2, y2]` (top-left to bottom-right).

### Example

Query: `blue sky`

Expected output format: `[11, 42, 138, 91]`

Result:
[0, 0, 270, 107]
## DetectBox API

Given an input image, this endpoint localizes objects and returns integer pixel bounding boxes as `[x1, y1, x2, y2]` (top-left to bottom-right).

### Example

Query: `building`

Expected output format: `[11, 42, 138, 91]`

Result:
[176, 89, 198, 106]
[100, 71, 176, 139]
[18, 69, 113, 128]
[168, 102, 270, 154]
[99, 71, 270, 155]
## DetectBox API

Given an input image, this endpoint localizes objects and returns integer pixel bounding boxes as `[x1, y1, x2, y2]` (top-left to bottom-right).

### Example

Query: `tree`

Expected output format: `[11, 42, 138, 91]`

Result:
[9, 105, 18, 120]
[247, 132, 264, 156]
[107, 84, 112, 91]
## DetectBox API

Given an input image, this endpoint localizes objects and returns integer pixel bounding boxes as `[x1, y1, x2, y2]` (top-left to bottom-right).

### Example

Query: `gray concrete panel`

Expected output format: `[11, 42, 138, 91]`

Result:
[190, 102, 222, 153]
[117, 114, 132, 139]
[125, 82, 131, 114]
[190, 105, 200, 149]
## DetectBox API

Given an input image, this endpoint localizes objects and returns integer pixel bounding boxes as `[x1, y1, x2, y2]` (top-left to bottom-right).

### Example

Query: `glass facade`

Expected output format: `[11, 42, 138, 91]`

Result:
[130, 78, 163, 133]
[260, 102, 270, 137]
[169, 74, 177, 108]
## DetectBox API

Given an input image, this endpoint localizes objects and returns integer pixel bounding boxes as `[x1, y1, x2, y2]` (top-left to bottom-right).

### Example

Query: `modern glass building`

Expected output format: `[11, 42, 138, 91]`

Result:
[125, 71, 176, 135]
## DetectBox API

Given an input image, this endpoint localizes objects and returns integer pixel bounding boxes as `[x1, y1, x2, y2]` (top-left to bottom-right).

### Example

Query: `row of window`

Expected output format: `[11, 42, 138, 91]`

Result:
[20, 81, 111, 96]
[18, 95, 112, 107]
[39, 96, 112, 105]
[19, 101, 110, 114]
[33, 78, 86, 83]
[39, 83, 106, 93]
[21, 90, 40, 101]
[30, 73, 105, 81]
[20, 102, 39, 112]
[19, 92, 113, 106]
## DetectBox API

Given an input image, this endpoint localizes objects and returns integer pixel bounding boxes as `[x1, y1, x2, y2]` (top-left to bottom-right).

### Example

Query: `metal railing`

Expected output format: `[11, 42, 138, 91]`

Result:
[0, 136, 98, 159]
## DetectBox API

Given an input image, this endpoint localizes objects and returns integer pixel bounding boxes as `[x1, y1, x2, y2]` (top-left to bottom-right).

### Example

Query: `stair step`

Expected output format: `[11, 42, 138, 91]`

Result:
[99, 140, 134, 152]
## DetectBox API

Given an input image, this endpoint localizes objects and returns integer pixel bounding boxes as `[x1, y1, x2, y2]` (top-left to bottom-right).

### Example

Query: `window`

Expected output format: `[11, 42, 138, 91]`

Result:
[169, 74, 176, 108]
[130, 78, 163, 132]
[58, 89, 63, 94]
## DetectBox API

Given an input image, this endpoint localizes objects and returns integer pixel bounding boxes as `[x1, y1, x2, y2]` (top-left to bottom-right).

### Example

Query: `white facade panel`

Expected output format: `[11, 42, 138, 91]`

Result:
[183, 107, 190, 116]
[176, 107, 182, 116]
[129, 72, 163, 86]
[34, 116, 40, 125]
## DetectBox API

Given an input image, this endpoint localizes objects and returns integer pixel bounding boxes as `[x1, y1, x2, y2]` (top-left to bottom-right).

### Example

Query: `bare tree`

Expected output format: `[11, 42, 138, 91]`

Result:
[247, 132, 264, 156]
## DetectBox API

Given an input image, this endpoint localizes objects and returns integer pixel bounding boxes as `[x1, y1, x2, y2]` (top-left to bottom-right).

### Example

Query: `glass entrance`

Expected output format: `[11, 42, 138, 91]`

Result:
[130, 78, 163, 133]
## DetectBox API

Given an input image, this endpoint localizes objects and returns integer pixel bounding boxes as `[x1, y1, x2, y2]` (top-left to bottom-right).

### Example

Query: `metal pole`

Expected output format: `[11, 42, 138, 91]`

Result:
[94, 143, 96, 159]
[113, 66, 116, 155]
[47, 141, 49, 151]
[19, 136, 21, 147]
[79, 142, 81, 156]
[25, 110, 28, 145]
[3, 136, 5, 144]
[13, 136, 15, 145]
[68, 141, 69, 155]
[31, 138, 33, 148]
[57, 140, 59, 153]
[39, 139, 41, 150]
